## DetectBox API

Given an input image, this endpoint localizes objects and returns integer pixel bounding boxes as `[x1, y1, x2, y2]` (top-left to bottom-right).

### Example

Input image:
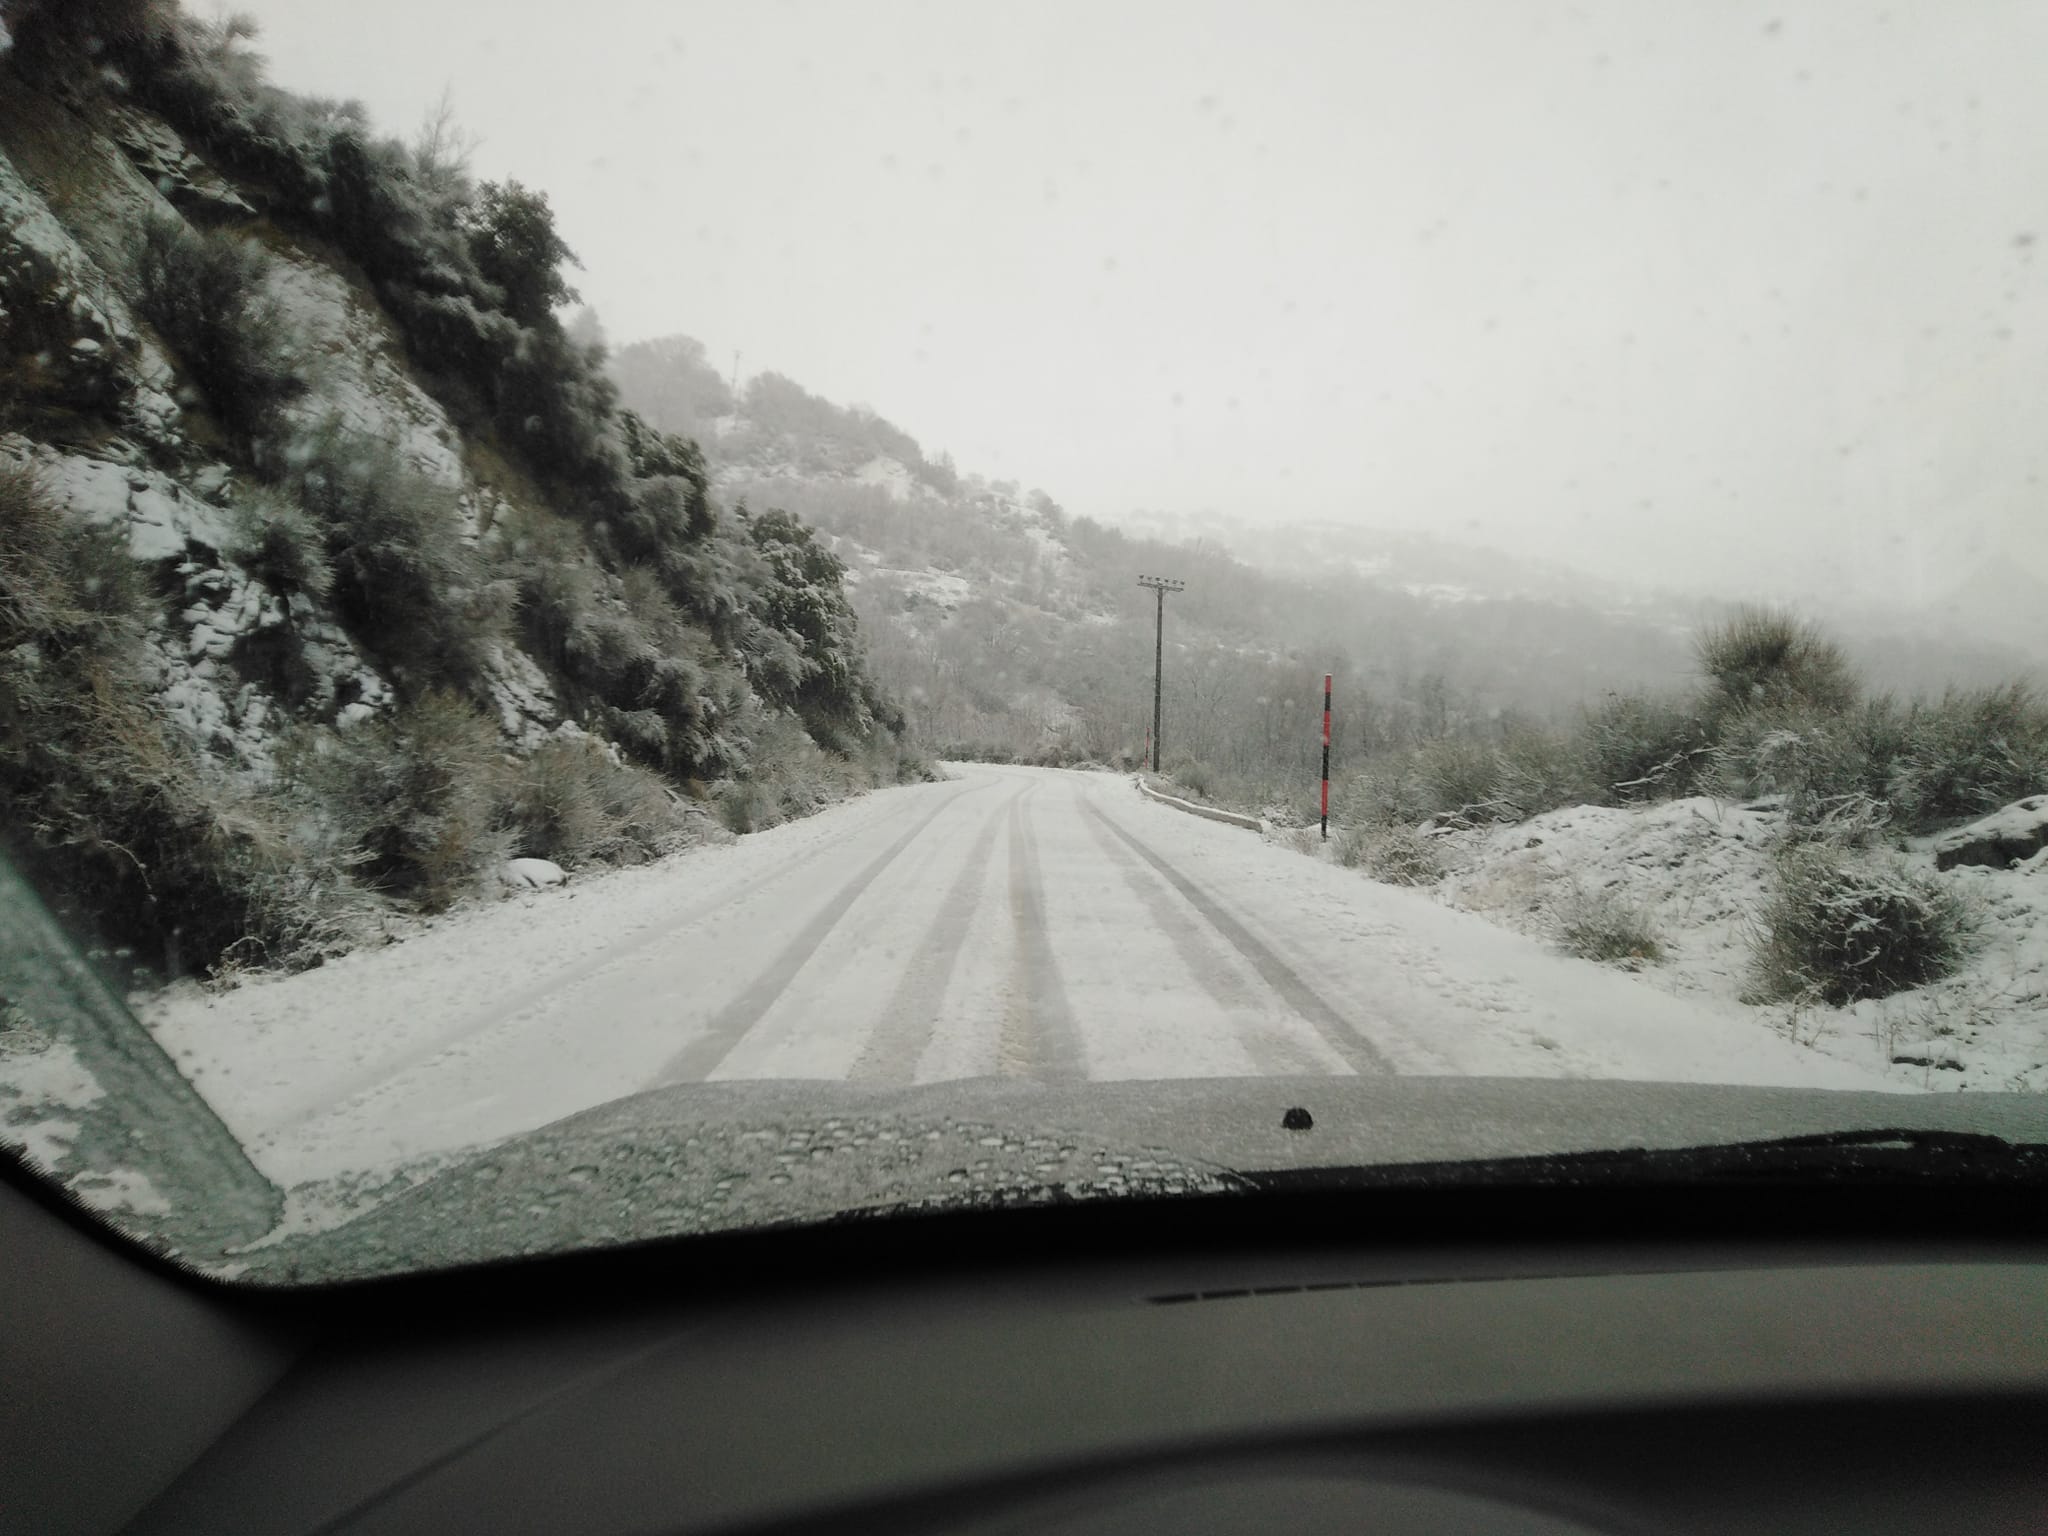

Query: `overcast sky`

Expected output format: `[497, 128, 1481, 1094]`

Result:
[229, 0, 2048, 610]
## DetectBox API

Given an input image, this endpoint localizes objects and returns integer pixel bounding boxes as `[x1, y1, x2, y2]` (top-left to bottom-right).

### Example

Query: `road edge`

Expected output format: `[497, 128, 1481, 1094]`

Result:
[1134, 775, 1266, 833]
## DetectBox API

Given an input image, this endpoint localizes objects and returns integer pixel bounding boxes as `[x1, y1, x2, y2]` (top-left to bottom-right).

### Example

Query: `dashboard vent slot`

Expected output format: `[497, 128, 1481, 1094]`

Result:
[1145, 1273, 1567, 1305]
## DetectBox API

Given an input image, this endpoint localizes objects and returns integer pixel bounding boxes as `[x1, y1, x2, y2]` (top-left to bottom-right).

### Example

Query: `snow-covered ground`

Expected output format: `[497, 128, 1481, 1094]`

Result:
[119, 765, 1903, 1194]
[1371, 798, 2048, 1093]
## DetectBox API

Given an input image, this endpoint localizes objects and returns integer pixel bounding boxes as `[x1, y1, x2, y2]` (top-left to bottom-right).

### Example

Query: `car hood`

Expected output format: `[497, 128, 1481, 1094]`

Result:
[226, 1077, 2048, 1285]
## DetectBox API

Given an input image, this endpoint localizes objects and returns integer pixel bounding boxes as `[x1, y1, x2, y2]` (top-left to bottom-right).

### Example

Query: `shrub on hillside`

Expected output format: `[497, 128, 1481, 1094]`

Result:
[1747, 846, 1971, 1006]
[1492, 723, 1591, 819]
[228, 486, 332, 599]
[1696, 606, 1858, 718]
[1335, 822, 1444, 885]
[1708, 702, 1894, 840]
[293, 425, 499, 689]
[1888, 683, 2048, 829]
[130, 217, 305, 450]
[1555, 885, 1664, 968]
[0, 463, 359, 971]
[1579, 690, 1716, 803]
[299, 690, 506, 911]
[714, 779, 780, 835]
[498, 734, 689, 868]
[1412, 737, 1517, 826]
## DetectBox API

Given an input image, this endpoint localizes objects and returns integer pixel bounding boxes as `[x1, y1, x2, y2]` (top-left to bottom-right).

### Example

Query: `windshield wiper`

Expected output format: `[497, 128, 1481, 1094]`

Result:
[1235, 1129, 2048, 1191]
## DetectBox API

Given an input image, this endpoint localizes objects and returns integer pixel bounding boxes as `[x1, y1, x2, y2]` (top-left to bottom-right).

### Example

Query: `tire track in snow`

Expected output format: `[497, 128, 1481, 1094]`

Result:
[1081, 800, 1391, 1076]
[650, 778, 999, 1086]
[1078, 808, 1348, 1078]
[265, 787, 975, 1131]
[848, 778, 1018, 1082]
[1000, 786, 1086, 1081]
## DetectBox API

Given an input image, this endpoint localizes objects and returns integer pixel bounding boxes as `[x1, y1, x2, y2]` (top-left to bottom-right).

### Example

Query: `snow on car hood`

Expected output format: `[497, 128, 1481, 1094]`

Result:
[225, 1077, 2048, 1284]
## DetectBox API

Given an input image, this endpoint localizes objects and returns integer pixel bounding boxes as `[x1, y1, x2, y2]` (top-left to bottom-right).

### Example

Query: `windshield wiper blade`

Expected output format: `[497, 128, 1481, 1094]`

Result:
[1236, 1128, 2048, 1191]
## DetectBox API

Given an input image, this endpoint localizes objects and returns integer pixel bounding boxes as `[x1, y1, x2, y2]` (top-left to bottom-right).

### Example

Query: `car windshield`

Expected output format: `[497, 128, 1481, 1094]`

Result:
[1, 0, 2044, 1283]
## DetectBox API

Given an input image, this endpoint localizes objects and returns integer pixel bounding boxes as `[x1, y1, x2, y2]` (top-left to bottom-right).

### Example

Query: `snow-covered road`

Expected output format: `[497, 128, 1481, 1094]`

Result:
[150, 765, 1901, 1186]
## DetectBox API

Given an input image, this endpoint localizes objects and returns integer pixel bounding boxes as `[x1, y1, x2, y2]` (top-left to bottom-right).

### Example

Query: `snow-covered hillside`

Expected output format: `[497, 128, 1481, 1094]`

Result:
[608, 338, 1796, 772]
[0, 6, 913, 990]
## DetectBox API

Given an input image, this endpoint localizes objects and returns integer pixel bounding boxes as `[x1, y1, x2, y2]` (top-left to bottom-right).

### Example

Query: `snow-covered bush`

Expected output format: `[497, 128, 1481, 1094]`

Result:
[0, 461, 354, 971]
[130, 216, 306, 451]
[502, 517, 746, 778]
[1889, 684, 2048, 830]
[298, 690, 506, 911]
[498, 735, 690, 869]
[1748, 846, 1972, 1006]
[1335, 822, 1443, 886]
[1579, 690, 1715, 803]
[1708, 702, 1893, 840]
[228, 486, 331, 600]
[1340, 727, 1586, 834]
[1340, 758, 1430, 828]
[1412, 737, 1517, 826]
[714, 779, 780, 835]
[1696, 606, 1858, 719]
[293, 425, 499, 690]
[1492, 724, 1591, 820]
[1554, 885, 1663, 968]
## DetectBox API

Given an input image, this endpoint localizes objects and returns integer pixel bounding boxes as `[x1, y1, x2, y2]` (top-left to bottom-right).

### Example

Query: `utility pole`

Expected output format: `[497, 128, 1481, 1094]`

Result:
[1136, 575, 1184, 772]
[1320, 672, 1333, 840]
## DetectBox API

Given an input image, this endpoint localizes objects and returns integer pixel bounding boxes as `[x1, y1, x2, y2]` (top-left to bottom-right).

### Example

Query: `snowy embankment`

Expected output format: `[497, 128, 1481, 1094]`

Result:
[1325, 797, 2048, 1093]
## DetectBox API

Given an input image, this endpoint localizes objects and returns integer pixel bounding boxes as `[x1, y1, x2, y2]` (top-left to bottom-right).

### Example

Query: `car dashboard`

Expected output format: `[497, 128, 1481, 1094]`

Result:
[6, 1172, 2047, 1536]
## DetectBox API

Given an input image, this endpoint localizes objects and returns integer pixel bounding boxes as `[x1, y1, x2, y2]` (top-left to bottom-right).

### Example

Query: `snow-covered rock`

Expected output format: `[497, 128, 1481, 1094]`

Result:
[502, 858, 568, 889]
[1934, 796, 2048, 872]
[105, 106, 255, 224]
[265, 253, 469, 491]
[854, 455, 917, 502]
[0, 142, 132, 411]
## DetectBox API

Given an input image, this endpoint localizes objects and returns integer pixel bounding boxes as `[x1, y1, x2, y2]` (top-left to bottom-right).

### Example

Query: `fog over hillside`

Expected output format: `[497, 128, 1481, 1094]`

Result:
[611, 333, 2043, 787]
[227, 0, 2048, 628]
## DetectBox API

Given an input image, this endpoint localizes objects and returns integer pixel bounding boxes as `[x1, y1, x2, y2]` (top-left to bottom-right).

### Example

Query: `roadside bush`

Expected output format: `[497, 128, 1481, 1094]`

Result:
[498, 506, 751, 778]
[1708, 703, 1891, 839]
[1342, 757, 1432, 829]
[864, 733, 939, 785]
[228, 486, 331, 599]
[1579, 690, 1715, 803]
[1341, 728, 1588, 833]
[1747, 846, 1972, 1006]
[744, 708, 862, 819]
[1888, 683, 2048, 829]
[1412, 737, 1517, 826]
[1492, 723, 1590, 820]
[0, 461, 91, 638]
[293, 425, 498, 689]
[498, 735, 688, 868]
[0, 463, 361, 970]
[299, 690, 506, 910]
[130, 216, 305, 450]
[1555, 885, 1664, 968]
[714, 779, 780, 835]
[1696, 606, 1858, 719]
[1335, 822, 1444, 886]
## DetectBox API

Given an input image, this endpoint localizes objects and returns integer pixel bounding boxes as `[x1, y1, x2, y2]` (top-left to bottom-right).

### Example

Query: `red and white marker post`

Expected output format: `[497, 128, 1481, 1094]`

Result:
[1320, 672, 1332, 840]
